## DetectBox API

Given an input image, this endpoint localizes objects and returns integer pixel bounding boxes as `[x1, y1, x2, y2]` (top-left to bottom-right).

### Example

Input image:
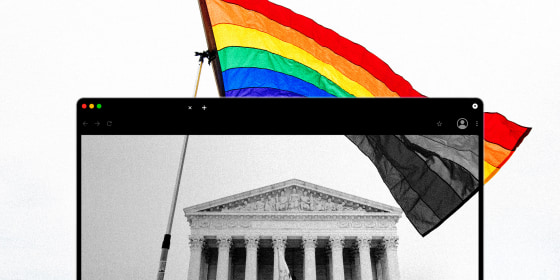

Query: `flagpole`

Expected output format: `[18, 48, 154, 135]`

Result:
[156, 134, 189, 280]
[193, 57, 204, 98]
[156, 51, 211, 280]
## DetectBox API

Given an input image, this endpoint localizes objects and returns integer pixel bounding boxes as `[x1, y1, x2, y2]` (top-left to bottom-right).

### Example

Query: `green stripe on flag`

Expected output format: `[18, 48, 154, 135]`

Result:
[219, 47, 354, 98]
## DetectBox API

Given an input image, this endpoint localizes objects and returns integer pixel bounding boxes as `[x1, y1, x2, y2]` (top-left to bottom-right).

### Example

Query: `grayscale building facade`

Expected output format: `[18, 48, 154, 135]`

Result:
[183, 179, 402, 280]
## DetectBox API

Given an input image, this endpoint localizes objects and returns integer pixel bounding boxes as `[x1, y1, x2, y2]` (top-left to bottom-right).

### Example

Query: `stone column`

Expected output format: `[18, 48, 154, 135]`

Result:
[272, 235, 287, 280]
[329, 235, 345, 280]
[245, 235, 260, 280]
[187, 235, 205, 280]
[357, 236, 374, 280]
[383, 237, 400, 280]
[302, 235, 317, 280]
[216, 235, 232, 280]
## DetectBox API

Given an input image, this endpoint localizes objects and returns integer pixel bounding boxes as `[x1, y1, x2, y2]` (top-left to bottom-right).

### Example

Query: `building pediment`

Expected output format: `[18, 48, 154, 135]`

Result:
[183, 179, 402, 215]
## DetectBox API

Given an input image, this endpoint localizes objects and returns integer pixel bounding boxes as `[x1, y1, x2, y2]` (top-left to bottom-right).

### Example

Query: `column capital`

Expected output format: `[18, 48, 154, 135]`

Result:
[356, 235, 372, 249]
[302, 235, 317, 250]
[329, 235, 345, 250]
[245, 235, 260, 250]
[272, 235, 287, 250]
[189, 235, 205, 249]
[217, 235, 232, 249]
[383, 236, 399, 250]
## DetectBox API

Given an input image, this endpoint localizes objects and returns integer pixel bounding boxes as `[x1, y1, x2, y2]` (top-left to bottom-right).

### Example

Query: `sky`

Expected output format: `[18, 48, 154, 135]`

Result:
[1, 0, 560, 279]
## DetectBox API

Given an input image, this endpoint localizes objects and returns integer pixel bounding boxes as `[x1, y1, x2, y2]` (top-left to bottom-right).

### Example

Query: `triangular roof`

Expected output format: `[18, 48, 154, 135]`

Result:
[183, 179, 402, 215]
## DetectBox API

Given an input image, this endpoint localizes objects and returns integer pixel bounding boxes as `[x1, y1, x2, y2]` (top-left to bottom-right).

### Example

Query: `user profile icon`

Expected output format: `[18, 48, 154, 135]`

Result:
[457, 118, 468, 129]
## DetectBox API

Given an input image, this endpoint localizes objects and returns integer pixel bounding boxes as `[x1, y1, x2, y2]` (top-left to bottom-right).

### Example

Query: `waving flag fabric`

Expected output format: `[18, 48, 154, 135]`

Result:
[197, 0, 531, 234]
[347, 135, 480, 236]
[483, 113, 531, 182]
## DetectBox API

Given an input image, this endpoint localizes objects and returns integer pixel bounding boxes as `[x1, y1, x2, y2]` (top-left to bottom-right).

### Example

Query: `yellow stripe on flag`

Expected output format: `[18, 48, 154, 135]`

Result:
[484, 161, 499, 184]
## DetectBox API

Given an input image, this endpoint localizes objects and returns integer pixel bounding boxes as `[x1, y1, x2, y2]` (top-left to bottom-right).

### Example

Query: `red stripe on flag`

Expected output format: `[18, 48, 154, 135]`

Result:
[484, 112, 531, 151]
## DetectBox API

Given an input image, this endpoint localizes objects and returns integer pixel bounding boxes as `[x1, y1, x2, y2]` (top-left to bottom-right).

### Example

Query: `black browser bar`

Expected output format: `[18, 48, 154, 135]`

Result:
[77, 98, 483, 135]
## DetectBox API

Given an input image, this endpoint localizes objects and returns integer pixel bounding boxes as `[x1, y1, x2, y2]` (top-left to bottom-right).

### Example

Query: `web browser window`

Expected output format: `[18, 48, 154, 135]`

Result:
[78, 98, 483, 280]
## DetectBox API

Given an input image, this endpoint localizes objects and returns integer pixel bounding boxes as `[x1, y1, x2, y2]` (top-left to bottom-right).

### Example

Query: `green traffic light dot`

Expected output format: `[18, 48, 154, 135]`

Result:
[97, 104, 102, 109]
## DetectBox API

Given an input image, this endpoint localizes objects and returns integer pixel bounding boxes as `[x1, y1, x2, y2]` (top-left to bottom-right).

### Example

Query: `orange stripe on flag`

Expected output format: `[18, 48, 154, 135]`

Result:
[484, 140, 511, 169]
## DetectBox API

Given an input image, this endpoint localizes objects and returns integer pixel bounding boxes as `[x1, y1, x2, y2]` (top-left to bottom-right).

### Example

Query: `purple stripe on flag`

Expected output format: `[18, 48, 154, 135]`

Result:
[226, 88, 306, 97]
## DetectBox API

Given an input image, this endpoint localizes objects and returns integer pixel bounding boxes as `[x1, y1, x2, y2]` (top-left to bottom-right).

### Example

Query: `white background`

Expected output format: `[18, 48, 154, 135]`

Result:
[1, 0, 559, 279]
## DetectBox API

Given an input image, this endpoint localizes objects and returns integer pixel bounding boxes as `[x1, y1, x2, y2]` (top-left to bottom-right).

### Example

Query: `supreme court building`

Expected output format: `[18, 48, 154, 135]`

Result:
[183, 179, 402, 280]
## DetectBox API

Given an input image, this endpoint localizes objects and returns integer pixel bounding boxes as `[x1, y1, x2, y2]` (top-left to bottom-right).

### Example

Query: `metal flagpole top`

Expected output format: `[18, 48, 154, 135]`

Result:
[195, 50, 216, 64]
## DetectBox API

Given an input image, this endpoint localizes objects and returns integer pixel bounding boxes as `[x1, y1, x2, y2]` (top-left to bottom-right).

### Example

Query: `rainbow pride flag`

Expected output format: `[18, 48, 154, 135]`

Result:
[197, 0, 531, 184]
